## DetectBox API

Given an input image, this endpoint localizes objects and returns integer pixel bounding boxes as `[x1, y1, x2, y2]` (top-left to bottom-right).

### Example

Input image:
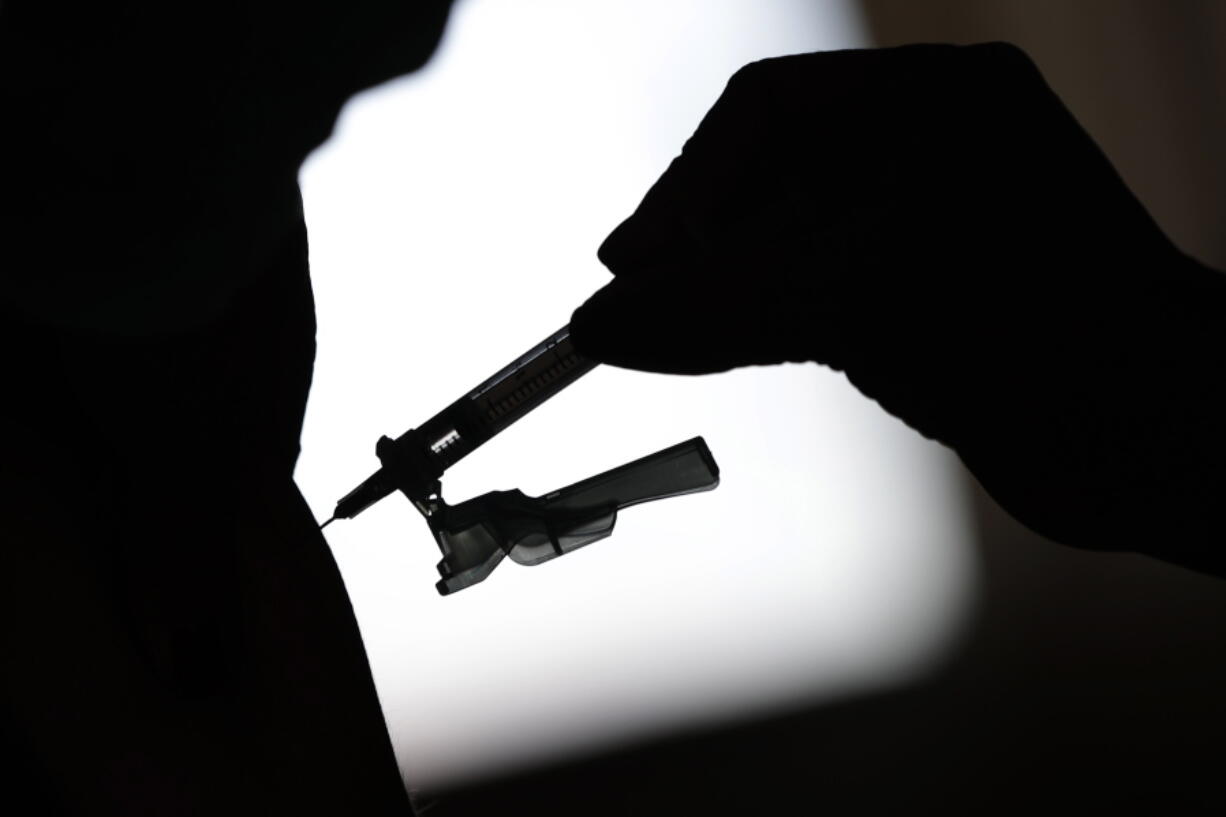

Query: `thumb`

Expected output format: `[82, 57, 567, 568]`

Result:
[572, 265, 820, 375]
[570, 273, 730, 375]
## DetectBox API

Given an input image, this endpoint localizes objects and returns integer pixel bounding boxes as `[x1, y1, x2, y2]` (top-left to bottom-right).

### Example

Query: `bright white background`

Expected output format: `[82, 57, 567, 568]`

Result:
[298, 0, 978, 793]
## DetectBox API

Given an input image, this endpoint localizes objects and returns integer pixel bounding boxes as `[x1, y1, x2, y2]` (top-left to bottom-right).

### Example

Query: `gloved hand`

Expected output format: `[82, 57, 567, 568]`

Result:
[571, 43, 1226, 571]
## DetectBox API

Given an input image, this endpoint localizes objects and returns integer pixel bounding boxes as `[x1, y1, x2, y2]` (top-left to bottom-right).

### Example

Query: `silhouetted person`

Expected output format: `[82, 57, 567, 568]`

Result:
[572, 43, 1226, 579]
[2, 2, 454, 814]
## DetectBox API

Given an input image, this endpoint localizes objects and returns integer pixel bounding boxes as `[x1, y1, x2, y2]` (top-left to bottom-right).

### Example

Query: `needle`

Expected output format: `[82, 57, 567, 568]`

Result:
[320, 516, 337, 530]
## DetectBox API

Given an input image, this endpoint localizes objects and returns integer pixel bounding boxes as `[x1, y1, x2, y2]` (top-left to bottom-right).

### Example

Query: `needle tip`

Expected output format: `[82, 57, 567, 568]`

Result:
[320, 516, 337, 530]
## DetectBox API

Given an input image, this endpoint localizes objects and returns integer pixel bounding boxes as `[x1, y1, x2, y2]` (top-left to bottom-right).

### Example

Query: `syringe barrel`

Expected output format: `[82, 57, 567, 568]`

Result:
[352, 325, 595, 512]
[409, 325, 596, 474]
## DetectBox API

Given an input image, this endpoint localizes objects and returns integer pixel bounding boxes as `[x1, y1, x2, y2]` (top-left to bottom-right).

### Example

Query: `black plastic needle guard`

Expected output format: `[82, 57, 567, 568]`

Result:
[425, 436, 720, 595]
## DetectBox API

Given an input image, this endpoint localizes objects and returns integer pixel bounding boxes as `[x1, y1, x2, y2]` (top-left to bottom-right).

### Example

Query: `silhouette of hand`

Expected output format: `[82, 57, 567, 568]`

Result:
[572, 44, 1226, 567]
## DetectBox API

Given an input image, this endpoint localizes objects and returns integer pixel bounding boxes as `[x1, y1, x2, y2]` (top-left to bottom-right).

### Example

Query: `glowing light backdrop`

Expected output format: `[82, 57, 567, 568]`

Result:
[298, 0, 977, 790]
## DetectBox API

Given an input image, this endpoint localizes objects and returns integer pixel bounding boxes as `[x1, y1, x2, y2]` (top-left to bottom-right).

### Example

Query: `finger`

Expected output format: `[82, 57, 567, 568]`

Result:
[597, 47, 929, 279]
[596, 156, 689, 275]
[571, 272, 727, 374]
[597, 61, 785, 277]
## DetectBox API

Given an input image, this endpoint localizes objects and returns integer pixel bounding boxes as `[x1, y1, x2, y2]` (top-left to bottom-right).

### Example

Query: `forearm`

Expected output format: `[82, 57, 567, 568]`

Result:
[1122, 255, 1226, 575]
[961, 253, 1226, 577]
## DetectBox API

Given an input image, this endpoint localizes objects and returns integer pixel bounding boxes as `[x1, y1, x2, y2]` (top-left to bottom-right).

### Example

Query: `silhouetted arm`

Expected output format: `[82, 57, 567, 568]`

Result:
[0, 3, 456, 814]
[571, 44, 1226, 577]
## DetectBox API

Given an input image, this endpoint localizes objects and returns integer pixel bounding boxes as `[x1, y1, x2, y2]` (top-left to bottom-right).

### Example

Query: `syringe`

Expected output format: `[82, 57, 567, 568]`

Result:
[322, 325, 597, 527]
